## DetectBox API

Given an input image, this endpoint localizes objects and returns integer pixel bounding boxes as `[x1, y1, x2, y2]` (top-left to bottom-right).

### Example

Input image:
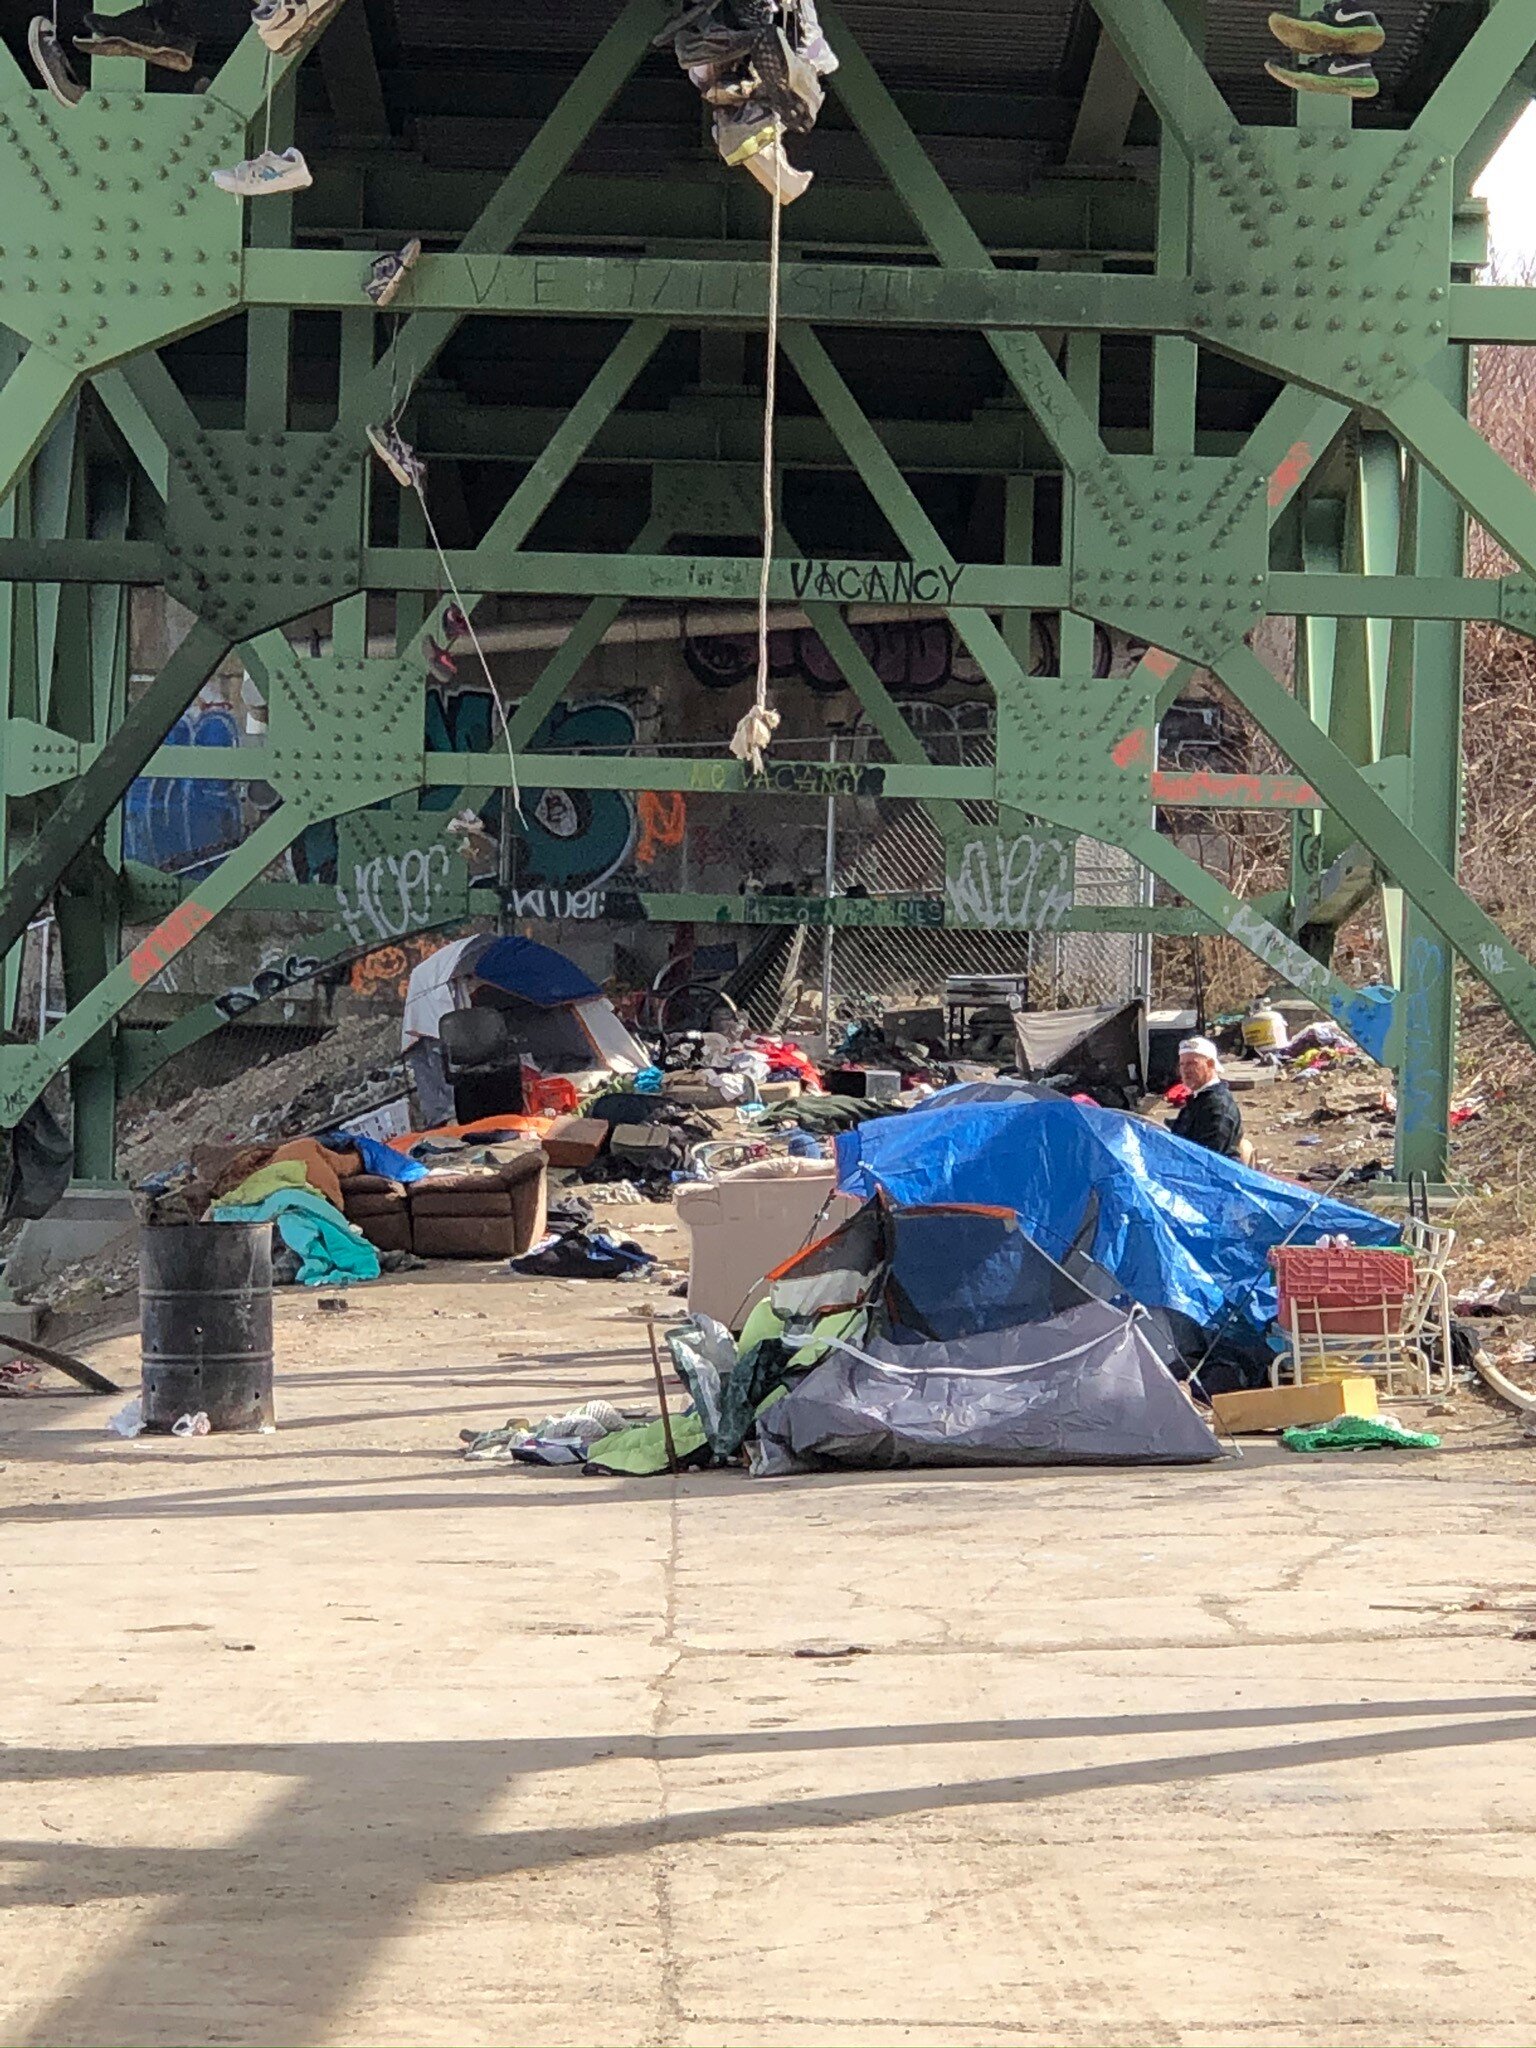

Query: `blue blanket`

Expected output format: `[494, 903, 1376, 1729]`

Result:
[836, 1090, 1398, 1337]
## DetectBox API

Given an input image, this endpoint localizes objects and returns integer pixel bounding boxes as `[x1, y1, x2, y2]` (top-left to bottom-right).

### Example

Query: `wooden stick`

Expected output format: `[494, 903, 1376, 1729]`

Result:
[644, 1315, 680, 1474]
[0, 1329, 121, 1395]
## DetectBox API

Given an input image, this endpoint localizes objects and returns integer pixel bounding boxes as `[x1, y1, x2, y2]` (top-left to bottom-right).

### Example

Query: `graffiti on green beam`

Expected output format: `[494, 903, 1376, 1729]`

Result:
[505, 887, 646, 923]
[945, 831, 1076, 932]
[744, 762, 887, 799]
[737, 894, 946, 928]
[787, 561, 963, 607]
[527, 257, 991, 326]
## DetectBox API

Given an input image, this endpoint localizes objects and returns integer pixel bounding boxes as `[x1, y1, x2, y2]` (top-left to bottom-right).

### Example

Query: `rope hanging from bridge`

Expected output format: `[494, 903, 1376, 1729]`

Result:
[730, 146, 786, 777]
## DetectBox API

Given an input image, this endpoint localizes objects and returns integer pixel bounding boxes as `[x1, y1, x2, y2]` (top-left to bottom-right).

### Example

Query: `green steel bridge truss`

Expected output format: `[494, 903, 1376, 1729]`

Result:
[2, 0, 1536, 1183]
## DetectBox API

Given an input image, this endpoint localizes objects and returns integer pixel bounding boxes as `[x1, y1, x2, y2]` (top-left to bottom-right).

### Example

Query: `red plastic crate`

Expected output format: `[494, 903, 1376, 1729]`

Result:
[1271, 1245, 1416, 1336]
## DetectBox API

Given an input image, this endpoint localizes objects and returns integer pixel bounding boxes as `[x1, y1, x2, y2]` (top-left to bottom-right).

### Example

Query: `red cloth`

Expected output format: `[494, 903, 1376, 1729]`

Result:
[1165, 1082, 1192, 1107]
[748, 1035, 824, 1093]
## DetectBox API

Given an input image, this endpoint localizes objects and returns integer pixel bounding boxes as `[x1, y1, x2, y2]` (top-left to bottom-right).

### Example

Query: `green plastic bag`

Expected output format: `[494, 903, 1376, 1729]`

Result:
[1282, 1414, 1440, 1454]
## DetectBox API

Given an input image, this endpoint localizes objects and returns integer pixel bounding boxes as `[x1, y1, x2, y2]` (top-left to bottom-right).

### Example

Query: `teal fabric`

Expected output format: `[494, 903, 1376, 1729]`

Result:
[211, 1188, 381, 1288]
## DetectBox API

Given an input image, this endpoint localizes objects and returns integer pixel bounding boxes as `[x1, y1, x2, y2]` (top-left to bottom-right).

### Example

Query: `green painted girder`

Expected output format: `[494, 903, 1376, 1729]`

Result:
[299, 158, 1491, 268]
[0, 801, 313, 1125]
[241, 250, 1525, 349]
[0, 536, 1509, 627]
[128, 743, 1323, 815]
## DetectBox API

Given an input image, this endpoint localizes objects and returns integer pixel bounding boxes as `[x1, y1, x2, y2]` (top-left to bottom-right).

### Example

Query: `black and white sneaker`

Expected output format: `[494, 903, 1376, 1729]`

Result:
[367, 423, 425, 492]
[1265, 50, 1379, 98]
[28, 17, 84, 105]
[73, 2, 196, 71]
[364, 238, 422, 310]
[1269, 4, 1384, 57]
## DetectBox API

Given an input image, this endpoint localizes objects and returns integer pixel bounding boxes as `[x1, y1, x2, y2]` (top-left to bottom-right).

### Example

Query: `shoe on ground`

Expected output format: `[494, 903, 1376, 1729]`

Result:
[1265, 50, 1379, 98]
[1268, 4, 1384, 57]
[364, 237, 422, 309]
[254, 0, 341, 55]
[28, 16, 84, 105]
[210, 146, 312, 197]
[367, 423, 425, 492]
[73, 3, 195, 70]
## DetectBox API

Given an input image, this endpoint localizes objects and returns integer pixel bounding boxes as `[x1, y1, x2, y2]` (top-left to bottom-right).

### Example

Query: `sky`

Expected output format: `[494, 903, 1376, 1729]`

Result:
[1476, 104, 1536, 267]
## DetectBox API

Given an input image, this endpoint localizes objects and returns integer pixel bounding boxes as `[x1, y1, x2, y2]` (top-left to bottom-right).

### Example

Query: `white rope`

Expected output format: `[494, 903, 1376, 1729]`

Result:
[411, 486, 524, 822]
[731, 138, 785, 776]
[260, 45, 275, 160]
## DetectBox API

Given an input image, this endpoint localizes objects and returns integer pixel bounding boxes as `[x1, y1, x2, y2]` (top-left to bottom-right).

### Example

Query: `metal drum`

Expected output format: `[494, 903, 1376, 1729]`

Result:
[140, 1222, 274, 1432]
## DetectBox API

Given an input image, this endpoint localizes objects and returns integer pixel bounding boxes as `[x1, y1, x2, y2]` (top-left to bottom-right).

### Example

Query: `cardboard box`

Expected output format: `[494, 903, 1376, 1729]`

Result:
[541, 1116, 610, 1169]
[1211, 1377, 1379, 1435]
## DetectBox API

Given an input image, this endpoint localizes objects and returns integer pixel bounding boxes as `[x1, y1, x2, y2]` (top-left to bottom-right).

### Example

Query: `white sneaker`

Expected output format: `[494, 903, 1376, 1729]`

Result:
[367, 423, 425, 492]
[210, 146, 312, 198]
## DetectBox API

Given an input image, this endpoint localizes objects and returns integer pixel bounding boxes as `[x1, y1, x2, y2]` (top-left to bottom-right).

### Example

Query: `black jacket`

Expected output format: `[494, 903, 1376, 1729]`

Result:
[1169, 1080, 1243, 1159]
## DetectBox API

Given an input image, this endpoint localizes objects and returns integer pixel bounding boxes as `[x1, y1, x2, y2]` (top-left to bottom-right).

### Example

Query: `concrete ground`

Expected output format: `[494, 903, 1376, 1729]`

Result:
[4, 1246, 1536, 2048]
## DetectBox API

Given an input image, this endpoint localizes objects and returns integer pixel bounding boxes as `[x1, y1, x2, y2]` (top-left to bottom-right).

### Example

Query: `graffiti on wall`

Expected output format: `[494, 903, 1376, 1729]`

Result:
[681, 616, 1109, 697]
[213, 949, 324, 1020]
[125, 696, 249, 874]
[349, 934, 452, 1002]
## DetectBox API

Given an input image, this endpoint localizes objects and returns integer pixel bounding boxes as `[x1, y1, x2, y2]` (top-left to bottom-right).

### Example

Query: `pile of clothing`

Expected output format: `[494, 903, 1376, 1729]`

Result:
[138, 1137, 385, 1290]
[503, 1194, 656, 1282]
[656, 0, 838, 204]
[662, 1031, 823, 1096]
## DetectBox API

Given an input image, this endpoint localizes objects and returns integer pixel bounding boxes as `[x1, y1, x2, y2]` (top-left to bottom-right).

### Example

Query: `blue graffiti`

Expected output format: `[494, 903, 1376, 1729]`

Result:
[124, 702, 246, 875]
[1333, 982, 1396, 1067]
[1398, 935, 1446, 1137]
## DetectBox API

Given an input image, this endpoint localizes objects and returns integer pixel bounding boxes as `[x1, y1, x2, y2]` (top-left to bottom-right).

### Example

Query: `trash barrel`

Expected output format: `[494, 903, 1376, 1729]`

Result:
[140, 1221, 274, 1432]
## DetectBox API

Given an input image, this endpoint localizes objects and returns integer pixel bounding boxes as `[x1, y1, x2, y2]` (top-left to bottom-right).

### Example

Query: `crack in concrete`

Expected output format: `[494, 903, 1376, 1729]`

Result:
[646, 1485, 686, 2048]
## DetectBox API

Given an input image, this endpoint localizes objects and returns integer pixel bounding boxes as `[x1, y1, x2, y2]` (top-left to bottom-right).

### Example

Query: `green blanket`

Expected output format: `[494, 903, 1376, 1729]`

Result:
[584, 1412, 709, 1476]
[1282, 1414, 1440, 1453]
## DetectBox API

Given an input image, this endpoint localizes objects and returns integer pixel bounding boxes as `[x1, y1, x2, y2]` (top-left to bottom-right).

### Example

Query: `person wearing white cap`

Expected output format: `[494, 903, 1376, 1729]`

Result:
[1168, 1036, 1244, 1159]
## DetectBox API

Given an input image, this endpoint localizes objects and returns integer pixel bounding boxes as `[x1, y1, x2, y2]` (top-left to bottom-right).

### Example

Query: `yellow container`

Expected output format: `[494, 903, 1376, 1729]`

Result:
[1242, 1004, 1289, 1052]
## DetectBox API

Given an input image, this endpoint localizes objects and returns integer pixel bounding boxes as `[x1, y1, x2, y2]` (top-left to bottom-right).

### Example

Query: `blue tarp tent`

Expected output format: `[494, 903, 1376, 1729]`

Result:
[835, 1090, 1399, 1340]
[472, 936, 600, 1006]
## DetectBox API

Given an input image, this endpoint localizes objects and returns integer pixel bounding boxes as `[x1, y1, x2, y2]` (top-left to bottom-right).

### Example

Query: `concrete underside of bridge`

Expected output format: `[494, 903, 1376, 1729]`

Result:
[4, 0, 1536, 1188]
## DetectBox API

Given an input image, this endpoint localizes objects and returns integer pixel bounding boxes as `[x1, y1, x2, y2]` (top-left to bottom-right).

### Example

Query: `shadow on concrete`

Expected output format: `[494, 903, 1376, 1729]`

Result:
[4, 1700, 1536, 2043]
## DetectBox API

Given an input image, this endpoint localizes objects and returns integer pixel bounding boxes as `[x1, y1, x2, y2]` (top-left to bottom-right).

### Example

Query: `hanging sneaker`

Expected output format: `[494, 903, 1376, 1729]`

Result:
[713, 111, 813, 203]
[363, 238, 422, 310]
[794, 0, 839, 76]
[210, 146, 312, 197]
[443, 603, 470, 641]
[426, 640, 457, 686]
[73, 2, 195, 71]
[1265, 50, 1379, 98]
[367, 423, 425, 492]
[253, 0, 341, 55]
[28, 17, 84, 105]
[739, 138, 813, 205]
[1268, 4, 1384, 57]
